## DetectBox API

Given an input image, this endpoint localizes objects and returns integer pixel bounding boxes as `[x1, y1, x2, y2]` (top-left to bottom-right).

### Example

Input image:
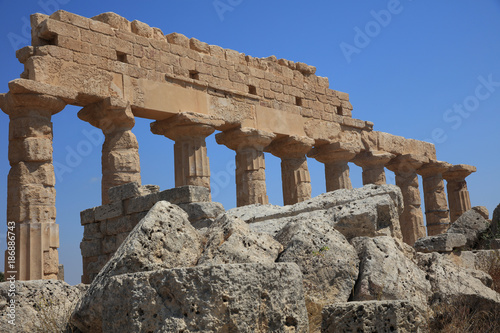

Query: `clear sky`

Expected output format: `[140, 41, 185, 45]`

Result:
[0, 1, 499, 285]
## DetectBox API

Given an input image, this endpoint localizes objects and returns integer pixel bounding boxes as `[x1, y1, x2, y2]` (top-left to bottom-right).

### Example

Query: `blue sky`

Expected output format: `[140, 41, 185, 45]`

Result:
[0, 1, 499, 285]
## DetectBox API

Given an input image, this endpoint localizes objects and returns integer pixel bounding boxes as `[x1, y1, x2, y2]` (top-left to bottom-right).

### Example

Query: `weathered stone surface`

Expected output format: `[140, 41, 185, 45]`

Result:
[157, 185, 211, 204]
[275, 219, 359, 332]
[493, 203, 500, 237]
[473, 206, 489, 220]
[73, 201, 203, 329]
[414, 233, 467, 253]
[0, 280, 87, 333]
[447, 208, 490, 248]
[177, 201, 225, 228]
[107, 181, 159, 203]
[322, 300, 429, 333]
[229, 184, 403, 240]
[352, 236, 431, 306]
[73, 263, 309, 333]
[417, 252, 500, 305]
[198, 215, 283, 265]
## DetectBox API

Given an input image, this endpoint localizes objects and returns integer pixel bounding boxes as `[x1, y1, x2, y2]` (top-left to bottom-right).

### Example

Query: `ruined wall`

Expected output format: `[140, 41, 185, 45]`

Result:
[79, 182, 222, 283]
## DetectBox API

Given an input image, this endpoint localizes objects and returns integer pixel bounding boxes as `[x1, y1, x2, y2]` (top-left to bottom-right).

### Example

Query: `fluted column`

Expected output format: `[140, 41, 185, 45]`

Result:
[151, 113, 223, 191]
[266, 135, 314, 205]
[78, 97, 141, 204]
[0, 92, 65, 280]
[308, 142, 359, 191]
[386, 154, 428, 245]
[216, 127, 275, 207]
[417, 160, 452, 235]
[443, 164, 476, 222]
[353, 151, 395, 185]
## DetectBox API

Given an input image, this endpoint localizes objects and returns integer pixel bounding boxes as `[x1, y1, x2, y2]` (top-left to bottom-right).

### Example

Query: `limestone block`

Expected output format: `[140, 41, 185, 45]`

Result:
[50, 10, 91, 29]
[414, 233, 467, 253]
[322, 301, 429, 333]
[94, 201, 123, 221]
[0, 280, 87, 333]
[9, 115, 52, 140]
[8, 78, 78, 104]
[72, 263, 308, 333]
[131, 20, 153, 38]
[198, 215, 282, 265]
[38, 18, 81, 40]
[80, 207, 96, 225]
[177, 202, 225, 224]
[447, 209, 490, 248]
[190, 38, 210, 54]
[73, 202, 206, 326]
[92, 12, 131, 31]
[8, 162, 56, 187]
[352, 236, 431, 306]
[107, 182, 159, 203]
[276, 219, 359, 331]
[83, 223, 102, 240]
[158, 185, 211, 204]
[417, 252, 500, 305]
[105, 215, 135, 236]
[166, 32, 190, 47]
[8, 137, 53, 164]
[123, 192, 159, 215]
[80, 239, 102, 257]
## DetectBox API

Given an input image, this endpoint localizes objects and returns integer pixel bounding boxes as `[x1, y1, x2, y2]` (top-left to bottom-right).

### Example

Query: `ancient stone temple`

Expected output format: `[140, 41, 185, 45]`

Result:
[0, 10, 476, 280]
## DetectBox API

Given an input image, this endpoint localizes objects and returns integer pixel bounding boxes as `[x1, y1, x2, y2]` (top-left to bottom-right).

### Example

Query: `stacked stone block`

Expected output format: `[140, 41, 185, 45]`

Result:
[79, 182, 223, 283]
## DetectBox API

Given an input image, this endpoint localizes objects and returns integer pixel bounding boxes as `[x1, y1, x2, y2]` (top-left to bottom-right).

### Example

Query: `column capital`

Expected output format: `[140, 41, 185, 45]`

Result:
[0, 92, 65, 118]
[266, 135, 314, 159]
[417, 160, 452, 177]
[151, 112, 223, 141]
[78, 97, 134, 133]
[216, 127, 275, 151]
[443, 164, 476, 181]
[308, 142, 359, 164]
[386, 154, 429, 173]
[353, 150, 395, 168]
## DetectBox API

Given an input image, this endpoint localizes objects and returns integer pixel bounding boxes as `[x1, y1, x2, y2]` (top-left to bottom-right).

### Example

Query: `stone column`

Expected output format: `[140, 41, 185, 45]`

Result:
[353, 151, 395, 185]
[78, 98, 141, 204]
[266, 135, 314, 205]
[386, 154, 428, 245]
[308, 142, 359, 191]
[151, 113, 223, 190]
[216, 127, 275, 207]
[0, 92, 65, 280]
[417, 160, 452, 236]
[443, 164, 476, 222]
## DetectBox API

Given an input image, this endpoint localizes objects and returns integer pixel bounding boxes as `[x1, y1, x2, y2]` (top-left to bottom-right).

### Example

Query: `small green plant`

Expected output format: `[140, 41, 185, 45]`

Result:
[312, 246, 329, 257]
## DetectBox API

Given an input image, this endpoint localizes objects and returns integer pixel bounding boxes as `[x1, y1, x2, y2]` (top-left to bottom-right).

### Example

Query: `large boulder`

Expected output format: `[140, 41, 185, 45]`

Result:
[0, 280, 87, 333]
[417, 252, 500, 306]
[414, 233, 467, 253]
[275, 219, 359, 332]
[73, 263, 309, 332]
[72, 201, 203, 330]
[228, 184, 403, 241]
[197, 214, 283, 265]
[447, 208, 490, 248]
[351, 236, 431, 306]
[322, 300, 429, 333]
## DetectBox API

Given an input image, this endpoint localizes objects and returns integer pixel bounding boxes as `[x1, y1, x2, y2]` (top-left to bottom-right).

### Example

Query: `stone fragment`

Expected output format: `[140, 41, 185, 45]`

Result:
[0, 280, 87, 333]
[417, 252, 500, 305]
[92, 12, 130, 31]
[73, 201, 203, 328]
[322, 300, 429, 333]
[228, 185, 403, 241]
[131, 20, 153, 38]
[177, 201, 225, 229]
[72, 263, 309, 333]
[473, 206, 489, 219]
[198, 215, 282, 265]
[157, 185, 211, 204]
[352, 236, 431, 306]
[493, 203, 500, 237]
[107, 181, 159, 203]
[447, 208, 490, 248]
[414, 233, 467, 253]
[275, 219, 359, 332]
